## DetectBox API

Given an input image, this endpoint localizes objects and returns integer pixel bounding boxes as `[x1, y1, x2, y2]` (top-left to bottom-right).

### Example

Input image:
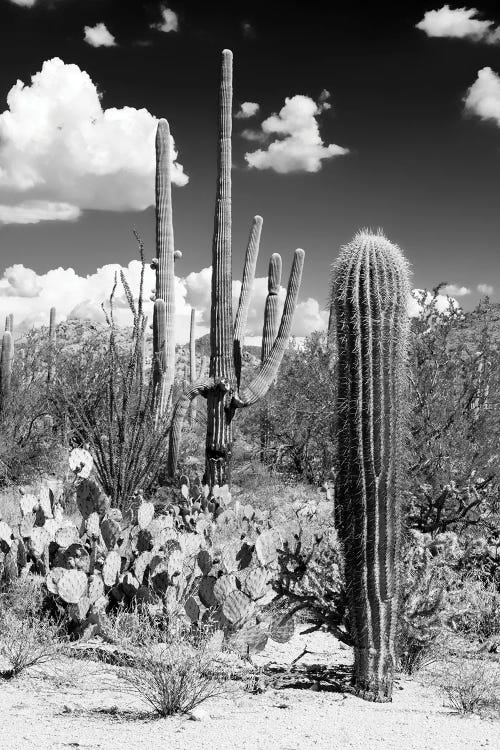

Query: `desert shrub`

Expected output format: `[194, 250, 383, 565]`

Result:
[249, 332, 336, 484]
[0, 331, 63, 486]
[407, 291, 500, 534]
[397, 531, 450, 674]
[54, 247, 171, 511]
[0, 576, 62, 679]
[438, 658, 500, 717]
[447, 575, 500, 644]
[117, 617, 234, 717]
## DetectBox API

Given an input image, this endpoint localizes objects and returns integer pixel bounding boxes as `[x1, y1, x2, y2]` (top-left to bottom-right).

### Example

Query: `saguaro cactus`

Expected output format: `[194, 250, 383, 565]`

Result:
[332, 229, 410, 702]
[151, 119, 178, 418]
[260, 254, 282, 461]
[4, 313, 13, 334]
[167, 50, 305, 488]
[0, 330, 14, 414]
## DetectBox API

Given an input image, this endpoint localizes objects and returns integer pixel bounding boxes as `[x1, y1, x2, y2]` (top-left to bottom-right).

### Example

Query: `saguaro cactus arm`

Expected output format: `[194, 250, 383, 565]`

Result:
[153, 118, 176, 416]
[233, 215, 263, 384]
[168, 378, 213, 476]
[261, 252, 282, 362]
[333, 229, 410, 703]
[237, 248, 305, 407]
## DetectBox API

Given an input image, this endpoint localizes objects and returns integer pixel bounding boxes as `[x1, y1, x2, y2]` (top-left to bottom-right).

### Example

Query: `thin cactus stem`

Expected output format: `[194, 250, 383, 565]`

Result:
[205, 48, 236, 488]
[153, 118, 176, 416]
[332, 229, 410, 703]
[0, 330, 13, 414]
[234, 215, 263, 385]
[259, 253, 282, 461]
[47, 306, 56, 384]
[238, 248, 305, 407]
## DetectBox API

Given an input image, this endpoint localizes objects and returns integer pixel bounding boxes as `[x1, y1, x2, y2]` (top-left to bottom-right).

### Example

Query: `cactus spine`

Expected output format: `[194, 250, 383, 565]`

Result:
[260, 254, 282, 461]
[0, 330, 13, 414]
[167, 50, 305, 488]
[332, 230, 410, 702]
[152, 119, 176, 418]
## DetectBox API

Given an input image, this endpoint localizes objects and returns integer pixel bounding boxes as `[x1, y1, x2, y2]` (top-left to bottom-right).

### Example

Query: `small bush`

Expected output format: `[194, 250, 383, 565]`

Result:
[116, 612, 234, 717]
[0, 577, 62, 679]
[439, 658, 500, 718]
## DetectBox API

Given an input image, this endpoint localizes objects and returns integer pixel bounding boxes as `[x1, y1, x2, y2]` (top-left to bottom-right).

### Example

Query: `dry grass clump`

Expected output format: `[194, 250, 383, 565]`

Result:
[437, 658, 500, 718]
[0, 576, 63, 679]
[109, 605, 237, 717]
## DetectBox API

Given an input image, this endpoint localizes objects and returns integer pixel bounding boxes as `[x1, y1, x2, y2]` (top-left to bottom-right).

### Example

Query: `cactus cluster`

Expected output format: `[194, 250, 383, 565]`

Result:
[331, 230, 410, 702]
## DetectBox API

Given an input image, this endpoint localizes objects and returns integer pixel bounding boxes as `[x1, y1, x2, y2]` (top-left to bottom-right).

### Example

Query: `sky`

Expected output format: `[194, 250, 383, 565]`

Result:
[1, 0, 500, 341]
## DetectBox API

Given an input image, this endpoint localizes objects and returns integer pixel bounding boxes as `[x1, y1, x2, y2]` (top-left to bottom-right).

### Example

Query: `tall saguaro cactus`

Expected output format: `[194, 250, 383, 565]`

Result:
[167, 50, 305, 488]
[332, 230, 410, 702]
[151, 119, 177, 418]
[0, 330, 13, 414]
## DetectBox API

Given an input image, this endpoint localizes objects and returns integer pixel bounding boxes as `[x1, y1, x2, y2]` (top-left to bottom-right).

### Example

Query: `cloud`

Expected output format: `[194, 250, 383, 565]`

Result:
[0, 200, 81, 225]
[235, 102, 260, 119]
[441, 283, 470, 296]
[464, 67, 500, 126]
[478, 283, 494, 295]
[244, 92, 348, 173]
[0, 58, 188, 224]
[84, 23, 117, 48]
[0, 261, 326, 342]
[416, 5, 500, 43]
[8, 0, 37, 6]
[152, 6, 179, 33]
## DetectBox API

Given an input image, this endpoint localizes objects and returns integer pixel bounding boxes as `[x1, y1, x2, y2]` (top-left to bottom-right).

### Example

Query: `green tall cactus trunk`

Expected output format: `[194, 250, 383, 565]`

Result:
[332, 230, 410, 702]
[47, 306, 56, 384]
[167, 50, 305, 490]
[0, 330, 13, 414]
[152, 118, 176, 417]
[260, 253, 282, 462]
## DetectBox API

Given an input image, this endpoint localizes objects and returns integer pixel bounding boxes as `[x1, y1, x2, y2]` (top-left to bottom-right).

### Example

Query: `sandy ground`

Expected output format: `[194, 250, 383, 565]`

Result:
[1, 632, 499, 750]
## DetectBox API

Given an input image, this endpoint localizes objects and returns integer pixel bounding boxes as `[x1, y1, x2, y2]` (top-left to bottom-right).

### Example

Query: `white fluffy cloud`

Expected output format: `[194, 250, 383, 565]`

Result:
[9, 0, 37, 6]
[478, 283, 494, 295]
[442, 283, 470, 296]
[0, 262, 327, 342]
[464, 67, 500, 125]
[84, 23, 116, 48]
[0, 200, 81, 225]
[235, 102, 260, 119]
[0, 58, 188, 224]
[244, 92, 348, 173]
[152, 6, 179, 33]
[416, 5, 500, 43]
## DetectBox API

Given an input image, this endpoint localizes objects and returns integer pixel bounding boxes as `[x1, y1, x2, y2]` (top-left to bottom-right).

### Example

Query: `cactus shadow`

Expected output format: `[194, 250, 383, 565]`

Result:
[263, 663, 353, 693]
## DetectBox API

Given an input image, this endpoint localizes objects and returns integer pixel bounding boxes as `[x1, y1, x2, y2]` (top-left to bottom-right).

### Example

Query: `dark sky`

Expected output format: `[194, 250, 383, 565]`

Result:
[1, 0, 500, 310]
